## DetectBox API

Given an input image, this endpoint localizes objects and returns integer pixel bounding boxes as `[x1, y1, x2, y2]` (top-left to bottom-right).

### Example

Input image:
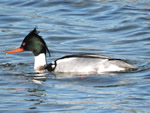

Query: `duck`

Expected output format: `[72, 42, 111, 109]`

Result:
[6, 28, 138, 74]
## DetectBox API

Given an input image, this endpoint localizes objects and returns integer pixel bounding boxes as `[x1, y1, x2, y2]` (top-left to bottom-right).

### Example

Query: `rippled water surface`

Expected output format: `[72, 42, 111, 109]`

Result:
[1, 0, 150, 112]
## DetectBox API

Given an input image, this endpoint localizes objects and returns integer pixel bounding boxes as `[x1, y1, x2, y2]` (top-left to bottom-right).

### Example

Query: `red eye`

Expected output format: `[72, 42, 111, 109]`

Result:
[22, 42, 26, 46]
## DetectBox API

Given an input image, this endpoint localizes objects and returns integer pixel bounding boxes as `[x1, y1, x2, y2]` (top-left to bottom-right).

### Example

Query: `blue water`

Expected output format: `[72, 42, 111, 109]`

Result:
[1, 0, 150, 112]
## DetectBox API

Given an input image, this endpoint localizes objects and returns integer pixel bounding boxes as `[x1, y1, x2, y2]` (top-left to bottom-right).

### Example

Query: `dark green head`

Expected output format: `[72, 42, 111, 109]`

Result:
[16, 28, 50, 56]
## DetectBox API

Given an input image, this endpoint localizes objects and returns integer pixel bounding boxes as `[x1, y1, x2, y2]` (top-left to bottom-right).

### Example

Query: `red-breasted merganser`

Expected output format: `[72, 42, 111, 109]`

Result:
[6, 28, 138, 74]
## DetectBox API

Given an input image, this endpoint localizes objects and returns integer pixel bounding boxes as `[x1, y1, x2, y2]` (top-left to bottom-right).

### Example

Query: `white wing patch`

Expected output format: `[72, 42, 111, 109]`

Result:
[56, 57, 77, 64]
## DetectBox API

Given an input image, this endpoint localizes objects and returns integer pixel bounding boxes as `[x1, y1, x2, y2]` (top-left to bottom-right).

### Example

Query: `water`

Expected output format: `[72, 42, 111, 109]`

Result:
[1, 0, 150, 112]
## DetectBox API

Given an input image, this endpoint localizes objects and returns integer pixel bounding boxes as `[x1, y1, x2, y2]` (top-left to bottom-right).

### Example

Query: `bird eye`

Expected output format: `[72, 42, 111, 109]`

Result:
[22, 42, 26, 46]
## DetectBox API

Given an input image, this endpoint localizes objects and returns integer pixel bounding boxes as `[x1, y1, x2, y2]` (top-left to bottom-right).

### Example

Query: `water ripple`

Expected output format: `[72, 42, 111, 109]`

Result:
[1, 0, 150, 113]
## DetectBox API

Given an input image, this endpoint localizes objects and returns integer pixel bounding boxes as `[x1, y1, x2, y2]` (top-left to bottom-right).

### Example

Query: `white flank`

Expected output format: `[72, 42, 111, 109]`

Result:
[97, 64, 125, 73]
[54, 58, 128, 73]
[34, 53, 46, 70]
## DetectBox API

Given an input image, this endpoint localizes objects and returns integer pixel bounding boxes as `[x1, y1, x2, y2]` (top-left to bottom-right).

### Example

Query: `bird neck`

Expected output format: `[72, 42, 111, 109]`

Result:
[34, 53, 47, 71]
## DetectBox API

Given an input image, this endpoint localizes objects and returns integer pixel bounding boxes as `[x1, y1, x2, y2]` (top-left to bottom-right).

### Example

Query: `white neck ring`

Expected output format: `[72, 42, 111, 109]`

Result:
[34, 53, 47, 71]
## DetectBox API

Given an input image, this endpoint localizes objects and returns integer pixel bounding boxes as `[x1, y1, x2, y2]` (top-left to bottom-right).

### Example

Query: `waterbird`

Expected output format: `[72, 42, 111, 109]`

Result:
[6, 28, 138, 74]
